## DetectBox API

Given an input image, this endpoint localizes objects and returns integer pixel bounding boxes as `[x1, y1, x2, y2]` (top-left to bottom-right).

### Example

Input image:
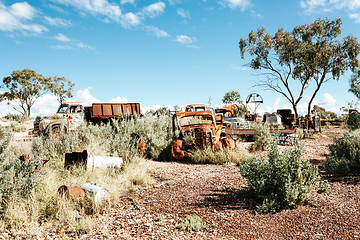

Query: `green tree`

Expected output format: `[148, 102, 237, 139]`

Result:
[0, 69, 51, 116]
[47, 76, 75, 104]
[349, 69, 360, 100]
[222, 90, 241, 105]
[239, 18, 360, 119]
[222, 90, 248, 116]
[146, 107, 170, 117]
[312, 105, 338, 119]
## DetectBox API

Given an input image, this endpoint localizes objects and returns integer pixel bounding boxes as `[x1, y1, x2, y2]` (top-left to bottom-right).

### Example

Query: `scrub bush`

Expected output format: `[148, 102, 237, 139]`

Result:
[0, 129, 43, 218]
[238, 140, 319, 213]
[251, 124, 272, 151]
[325, 130, 360, 174]
[346, 111, 360, 131]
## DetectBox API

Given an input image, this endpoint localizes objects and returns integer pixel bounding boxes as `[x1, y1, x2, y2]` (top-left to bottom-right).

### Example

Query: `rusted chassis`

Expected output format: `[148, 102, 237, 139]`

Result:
[170, 110, 223, 160]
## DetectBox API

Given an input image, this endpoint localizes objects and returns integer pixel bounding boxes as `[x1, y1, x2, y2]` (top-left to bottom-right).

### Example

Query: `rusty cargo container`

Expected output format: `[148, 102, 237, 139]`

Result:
[84, 103, 140, 124]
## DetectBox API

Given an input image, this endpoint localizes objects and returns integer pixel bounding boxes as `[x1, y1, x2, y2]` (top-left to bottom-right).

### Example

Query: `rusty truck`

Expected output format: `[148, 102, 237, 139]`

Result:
[33, 102, 141, 135]
[170, 110, 227, 160]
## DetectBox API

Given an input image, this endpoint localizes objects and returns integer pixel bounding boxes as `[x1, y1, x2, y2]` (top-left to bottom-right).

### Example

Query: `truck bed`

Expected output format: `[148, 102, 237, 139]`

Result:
[84, 103, 140, 123]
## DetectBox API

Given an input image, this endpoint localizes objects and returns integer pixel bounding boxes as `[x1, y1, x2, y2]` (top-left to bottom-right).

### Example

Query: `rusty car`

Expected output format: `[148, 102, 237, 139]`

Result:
[170, 110, 224, 160]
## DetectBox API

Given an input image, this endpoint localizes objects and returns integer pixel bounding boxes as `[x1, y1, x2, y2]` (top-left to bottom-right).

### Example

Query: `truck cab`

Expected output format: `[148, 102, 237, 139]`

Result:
[33, 102, 85, 135]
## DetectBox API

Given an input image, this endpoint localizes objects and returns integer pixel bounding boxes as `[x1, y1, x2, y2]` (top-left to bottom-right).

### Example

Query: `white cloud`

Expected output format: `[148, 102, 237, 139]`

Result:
[318, 93, 337, 106]
[120, 0, 136, 4]
[349, 12, 360, 23]
[53, 0, 122, 20]
[0, 2, 48, 33]
[50, 45, 73, 49]
[175, 35, 194, 44]
[54, 33, 71, 42]
[301, 0, 360, 14]
[10, 2, 37, 19]
[71, 87, 101, 105]
[264, 97, 293, 115]
[48, 4, 67, 14]
[44, 16, 72, 28]
[142, 2, 166, 18]
[141, 104, 162, 114]
[144, 25, 170, 37]
[168, 0, 182, 5]
[52, 34, 93, 50]
[76, 42, 93, 49]
[109, 97, 128, 103]
[31, 94, 60, 117]
[177, 8, 190, 18]
[230, 64, 247, 70]
[121, 12, 142, 28]
[218, 0, 252, 11]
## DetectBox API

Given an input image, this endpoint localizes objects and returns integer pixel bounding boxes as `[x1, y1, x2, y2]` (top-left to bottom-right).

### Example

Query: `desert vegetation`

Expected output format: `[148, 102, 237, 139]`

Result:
[0, 112, 256, 238]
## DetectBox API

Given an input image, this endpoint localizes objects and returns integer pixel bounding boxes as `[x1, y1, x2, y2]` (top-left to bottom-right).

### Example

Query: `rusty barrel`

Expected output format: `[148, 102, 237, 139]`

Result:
[64, 150, 123, 170]
[58, 185, 85, 200]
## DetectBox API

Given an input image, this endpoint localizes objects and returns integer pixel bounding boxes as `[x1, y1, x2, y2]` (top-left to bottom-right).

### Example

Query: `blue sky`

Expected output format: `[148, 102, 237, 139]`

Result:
[1, 0, 360, 117]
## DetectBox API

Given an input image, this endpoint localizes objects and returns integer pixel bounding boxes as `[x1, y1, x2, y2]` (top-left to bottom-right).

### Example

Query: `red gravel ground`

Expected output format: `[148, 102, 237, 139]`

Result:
[80, 126, 360, 240]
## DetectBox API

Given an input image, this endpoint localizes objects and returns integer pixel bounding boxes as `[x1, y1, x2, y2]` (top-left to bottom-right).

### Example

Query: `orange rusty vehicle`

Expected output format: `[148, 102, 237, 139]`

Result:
[170, 110, 224, 160]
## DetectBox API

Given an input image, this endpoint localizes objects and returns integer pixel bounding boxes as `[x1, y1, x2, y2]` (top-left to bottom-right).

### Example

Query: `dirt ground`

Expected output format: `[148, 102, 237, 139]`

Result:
[76, 126, 360, 240]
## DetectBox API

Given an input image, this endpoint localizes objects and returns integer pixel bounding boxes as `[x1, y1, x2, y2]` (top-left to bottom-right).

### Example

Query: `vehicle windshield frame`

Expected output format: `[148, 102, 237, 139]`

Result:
[57, 104, 69, 113]
[178, 114, 214, 127]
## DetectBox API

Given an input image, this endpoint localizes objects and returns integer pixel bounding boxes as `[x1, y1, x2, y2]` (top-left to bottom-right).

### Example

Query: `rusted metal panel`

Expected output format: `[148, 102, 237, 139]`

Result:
[19, 155, 49, 176]
[92, 104, 102, 117]
[102, 104, 113, 116]
[224, 128, 256, 136]
[122, 104, 132, 115]
[58, 185, 85, 200]
[112, 104, 122, 116]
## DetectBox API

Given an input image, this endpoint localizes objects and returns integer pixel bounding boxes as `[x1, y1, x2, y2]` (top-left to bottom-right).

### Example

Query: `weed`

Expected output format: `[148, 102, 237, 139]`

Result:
[166, 180, 175, 185]
[176, 215, 206, 231]
[156, 215, 165, 222]
[317, 180, 333, 194]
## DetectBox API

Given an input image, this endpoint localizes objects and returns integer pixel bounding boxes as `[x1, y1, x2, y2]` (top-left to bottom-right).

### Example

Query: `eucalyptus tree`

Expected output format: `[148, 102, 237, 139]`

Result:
[349, 69, 360, 100]
[47, 76, 75, 104]
[239, 18, 360, 119]
[0, 69, 51, 116]
[222, 90, 247, 116]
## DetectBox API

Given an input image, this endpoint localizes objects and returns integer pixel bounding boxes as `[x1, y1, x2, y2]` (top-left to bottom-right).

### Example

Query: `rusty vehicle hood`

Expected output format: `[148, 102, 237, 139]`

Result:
[35, 113, 68, 121]
[173, 110, 222, 139]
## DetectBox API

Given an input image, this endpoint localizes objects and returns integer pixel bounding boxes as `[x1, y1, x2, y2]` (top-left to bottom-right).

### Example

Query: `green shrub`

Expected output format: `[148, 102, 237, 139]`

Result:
[176, 215, 206, 231]
[251, 124, 272, 151]
[325, 130, 360, 174]
[238, 140, 319, 213]
[346, 111, 360, 130]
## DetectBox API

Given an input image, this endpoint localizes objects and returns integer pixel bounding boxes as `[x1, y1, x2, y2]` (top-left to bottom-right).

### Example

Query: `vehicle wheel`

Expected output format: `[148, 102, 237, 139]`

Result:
[52, 126, 61, 134]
